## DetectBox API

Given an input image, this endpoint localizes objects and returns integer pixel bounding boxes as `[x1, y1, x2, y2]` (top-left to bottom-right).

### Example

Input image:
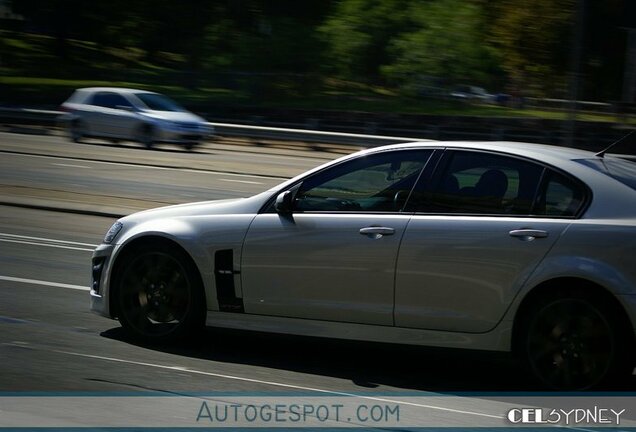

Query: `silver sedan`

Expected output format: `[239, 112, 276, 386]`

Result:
[91, 141, 636, 389]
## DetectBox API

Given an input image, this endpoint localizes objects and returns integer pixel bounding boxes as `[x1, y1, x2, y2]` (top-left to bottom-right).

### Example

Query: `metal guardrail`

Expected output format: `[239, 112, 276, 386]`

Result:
[210, 122, 423, 146]
[0, 107, 63, 122]
[0, 107, 632, 150]
[0, 107, 425, 146]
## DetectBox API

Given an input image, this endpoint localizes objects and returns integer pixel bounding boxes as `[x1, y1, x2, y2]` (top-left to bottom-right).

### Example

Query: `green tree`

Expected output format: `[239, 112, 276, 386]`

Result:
[11, 0, 101, 58]
[319, 0, 411, 80]
[487, 0, 575, 96]
[381, 0, 500, 91]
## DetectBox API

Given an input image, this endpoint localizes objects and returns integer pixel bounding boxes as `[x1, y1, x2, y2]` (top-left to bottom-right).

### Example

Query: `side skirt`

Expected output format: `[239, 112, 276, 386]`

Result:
[205, 311, 512, 352]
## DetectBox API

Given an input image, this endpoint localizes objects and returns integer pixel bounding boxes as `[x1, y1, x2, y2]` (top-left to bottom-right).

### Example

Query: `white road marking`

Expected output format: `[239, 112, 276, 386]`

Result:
[52, 163, 90, 169]
[218, 178, 264, 185]
[3, 151, 284, 180]
[52, 350, 503, 420]
[0, 238, 94, 252]
[0, 232, 97, 246]
[0, 276, 89, 291]
[0, 233, 97, 251]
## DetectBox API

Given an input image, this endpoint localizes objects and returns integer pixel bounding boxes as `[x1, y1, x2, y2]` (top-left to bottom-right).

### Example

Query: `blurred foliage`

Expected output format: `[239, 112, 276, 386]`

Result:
[318, 0, 411, 79]
[381, 0, 501, 90]
[3, 0, 634, 102]
[487, 0, 575, 96]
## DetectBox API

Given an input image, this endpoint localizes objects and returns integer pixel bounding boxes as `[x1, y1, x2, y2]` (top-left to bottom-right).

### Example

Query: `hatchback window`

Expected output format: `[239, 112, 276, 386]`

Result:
[135, 93, 184, 112]
[294, 150, 432, 212]
[90, 92, 132, 109]
[420, 151, 543, 215]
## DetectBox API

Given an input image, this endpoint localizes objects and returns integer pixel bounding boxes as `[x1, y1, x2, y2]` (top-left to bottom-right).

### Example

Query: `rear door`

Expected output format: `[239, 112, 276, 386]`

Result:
[394, 150, 583, 333]
[86, 92, 136, 137]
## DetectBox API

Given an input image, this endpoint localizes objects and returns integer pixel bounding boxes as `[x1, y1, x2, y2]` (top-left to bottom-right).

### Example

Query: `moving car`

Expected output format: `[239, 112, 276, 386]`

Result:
[91, 141, 636, 389]
[60, 87, 213, 150]
[450, 85, 494, 103]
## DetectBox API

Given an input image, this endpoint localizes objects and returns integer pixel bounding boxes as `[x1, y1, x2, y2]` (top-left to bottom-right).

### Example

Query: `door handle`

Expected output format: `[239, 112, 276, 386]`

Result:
[359, 226, 395, 238]
[509, 229, 549, 241]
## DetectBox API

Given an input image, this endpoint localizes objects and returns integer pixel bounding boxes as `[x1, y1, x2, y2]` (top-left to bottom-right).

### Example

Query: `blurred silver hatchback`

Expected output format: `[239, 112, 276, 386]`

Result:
[91, 141, 636, 389]
[60, 87, 213, 150]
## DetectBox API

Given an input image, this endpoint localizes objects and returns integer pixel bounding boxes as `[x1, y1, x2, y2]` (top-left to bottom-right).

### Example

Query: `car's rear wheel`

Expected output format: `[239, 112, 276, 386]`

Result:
[136, 124, 155, 149]
[69, 120, 84, 143]
[116, 245, 205, 343]
[184, 141, 199, 151]
[520, 290, 633, 390]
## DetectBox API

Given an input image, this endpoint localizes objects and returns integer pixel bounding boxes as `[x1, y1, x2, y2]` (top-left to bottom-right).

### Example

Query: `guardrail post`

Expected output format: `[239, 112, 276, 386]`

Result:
[250, 116, 264, 125]
[491, 128, 505, 140]
[431, 125, 441, 140]
[365, 122, 378, 135]
[306, 118, 320, 130]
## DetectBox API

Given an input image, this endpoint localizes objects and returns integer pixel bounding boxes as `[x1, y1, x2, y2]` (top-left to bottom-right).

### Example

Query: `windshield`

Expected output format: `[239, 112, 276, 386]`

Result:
[134, 93, 185, 112]
[576, 157, 636, 191]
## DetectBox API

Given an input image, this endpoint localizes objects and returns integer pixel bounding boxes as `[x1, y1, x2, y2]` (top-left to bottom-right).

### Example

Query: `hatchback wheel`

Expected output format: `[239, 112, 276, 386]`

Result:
[117, 246, 205, 343]
[69, 120, 84, 143]
[136, 125, 155, 149]
[184, 141, 198, 151]
[521, 291, 633, 389]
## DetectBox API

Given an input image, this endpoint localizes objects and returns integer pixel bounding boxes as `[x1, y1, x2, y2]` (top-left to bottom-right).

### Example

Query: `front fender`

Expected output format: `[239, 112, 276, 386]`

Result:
[109, 214, 256, 313]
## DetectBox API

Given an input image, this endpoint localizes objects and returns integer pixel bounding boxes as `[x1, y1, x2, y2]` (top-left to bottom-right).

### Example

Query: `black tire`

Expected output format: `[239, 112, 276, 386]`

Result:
[184, 141, 198, 151]
[69, 120, 84, 143]
[519, 289, 634, 390]
[136, 124, 155, 149]
[116, 244, 205, 343]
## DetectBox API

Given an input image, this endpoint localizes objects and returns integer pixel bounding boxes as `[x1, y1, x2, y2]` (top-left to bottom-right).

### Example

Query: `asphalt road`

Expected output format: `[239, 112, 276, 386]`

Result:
[0, 131, 340, 215]
[1, 132, 635, 428]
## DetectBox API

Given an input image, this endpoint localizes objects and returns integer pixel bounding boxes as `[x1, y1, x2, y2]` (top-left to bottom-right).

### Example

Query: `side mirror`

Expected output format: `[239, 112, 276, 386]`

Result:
[274, 191, 294, 213]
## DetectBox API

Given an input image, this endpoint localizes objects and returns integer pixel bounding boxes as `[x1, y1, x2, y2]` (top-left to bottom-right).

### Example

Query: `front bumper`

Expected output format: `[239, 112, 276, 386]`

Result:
[155, 124, 214, 143]
[90, 243, 115, 318]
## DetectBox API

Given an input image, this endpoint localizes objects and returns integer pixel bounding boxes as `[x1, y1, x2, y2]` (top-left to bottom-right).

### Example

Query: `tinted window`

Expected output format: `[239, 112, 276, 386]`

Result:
[416, 151, 543, 215]
[294, 150, 432, 212]
[90, 92, 132, 109]
[135, 93, 184, 112]
[534, 170, 585, 217]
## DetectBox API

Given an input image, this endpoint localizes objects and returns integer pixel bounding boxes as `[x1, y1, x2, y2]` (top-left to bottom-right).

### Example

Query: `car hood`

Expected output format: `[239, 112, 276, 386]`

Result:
[139, 110, 206, 123]
[120, 192, 271, 225]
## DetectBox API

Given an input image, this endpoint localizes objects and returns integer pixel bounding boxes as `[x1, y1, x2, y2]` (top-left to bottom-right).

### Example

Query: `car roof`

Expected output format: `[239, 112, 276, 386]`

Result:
[372, 140, 602, 164]
[76, 87, 157, 95]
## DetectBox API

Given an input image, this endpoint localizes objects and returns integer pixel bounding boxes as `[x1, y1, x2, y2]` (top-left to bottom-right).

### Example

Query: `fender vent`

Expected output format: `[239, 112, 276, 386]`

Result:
[215, 249, 244, 313]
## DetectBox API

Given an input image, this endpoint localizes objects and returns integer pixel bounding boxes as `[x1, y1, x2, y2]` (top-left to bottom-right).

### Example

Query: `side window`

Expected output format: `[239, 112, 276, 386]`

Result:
[420, 151, 543, 215]
[90, 93, 109, 107]
[294, 150, 432, 212]
[535, 171, 585, 217]
[90, 92, 131, 108]
[110, 94, 132, 108]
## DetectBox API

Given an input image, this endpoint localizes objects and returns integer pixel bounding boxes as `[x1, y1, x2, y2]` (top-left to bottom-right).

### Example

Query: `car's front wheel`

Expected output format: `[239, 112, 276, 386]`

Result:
[116, 244, 205, 343]
[520, 289, 634, 390]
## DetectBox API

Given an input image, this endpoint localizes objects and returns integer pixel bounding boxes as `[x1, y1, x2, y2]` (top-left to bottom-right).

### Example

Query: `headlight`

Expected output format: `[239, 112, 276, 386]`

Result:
[104, 222, 123, 244]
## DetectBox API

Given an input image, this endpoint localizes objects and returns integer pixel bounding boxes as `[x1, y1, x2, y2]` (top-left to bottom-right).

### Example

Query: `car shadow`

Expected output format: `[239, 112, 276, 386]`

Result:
[76, 138, 209, 154]
[101, 326, 552, 393]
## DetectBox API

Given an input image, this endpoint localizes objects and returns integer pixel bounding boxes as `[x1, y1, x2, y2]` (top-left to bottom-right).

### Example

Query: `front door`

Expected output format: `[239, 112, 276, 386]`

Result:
[241, 149, 435, 325]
